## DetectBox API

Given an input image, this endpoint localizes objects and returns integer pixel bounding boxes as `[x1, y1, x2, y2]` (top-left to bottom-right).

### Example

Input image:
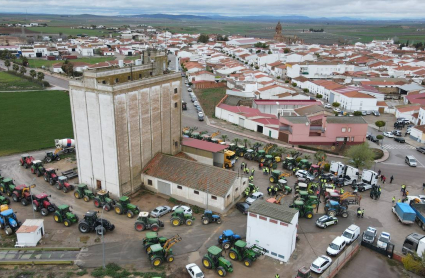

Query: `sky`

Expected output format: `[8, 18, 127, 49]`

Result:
[1, 0, 425, 19]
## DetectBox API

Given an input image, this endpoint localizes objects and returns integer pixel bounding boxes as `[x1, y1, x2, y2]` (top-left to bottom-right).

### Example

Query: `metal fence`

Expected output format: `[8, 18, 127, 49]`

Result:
[318, 237, 361, 278]
[361, 241, 394, 259]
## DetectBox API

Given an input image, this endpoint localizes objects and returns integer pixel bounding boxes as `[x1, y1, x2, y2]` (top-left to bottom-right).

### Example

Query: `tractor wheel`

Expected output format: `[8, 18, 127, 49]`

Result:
[306, 213, 313, 219]
[64, 219, 71, 227]
[202, 218, 209, 225]
[288, 165, 293, 170]
[223, 242, 231, 250]
[229, 250, 238, 260]
[217, 218, 222, 224]
[74, 191, 81, 199]
[225, 163, 229, 169]
[171, 218, 181, 227]
[0, 187, 4, 193]
[57, 157, 61, 161]
[63, 187, 68, 193]
[5, 198, 10, 205]
[104, 204, 111, 211]
[12, 194, 19, 202]
[37, 170, 42, 177]
[202, 257, 213, 269]
[352, 180, 356, 186]
[46, 157, 52, 163]
[152, 257, 163, 267]
[5, 227, 13, 236]
[0, 222, 4, 229]
[167, 255, 174, 262]
[54, 214, 61, 223]
[96, 226, 106, 236]
[21, 198, 29, 206]
[56, 183, 61, 190]
[186, 219, 193, 226]
[41, 208, 49, 216]
[145, 245, 152, 253]
[217, 266, 227, 277]
[135, 222, 145, 232]
[33, 203, 39, 212]
[328, 211, 336, 217]
[243, 258, 252, 267]
[78, 222, 90, 233]
[127, 211, 134, 218]
[151, 224, 159, 232]
[49, 178, 54, 185]
[44, 175, 48, 182]
[342, 212, 348, 218]
[269, 176, 275, 183]
[114, 205, 123, 215]
[24, 163, 28, 169]
[83, 196, 90, 202]
[93, 199, 101, 208]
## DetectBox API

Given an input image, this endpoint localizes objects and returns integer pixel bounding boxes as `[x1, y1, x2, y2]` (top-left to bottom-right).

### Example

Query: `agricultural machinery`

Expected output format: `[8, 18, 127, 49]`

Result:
[282, 157, 297, 170]
[228, 240, 267, 267]
[309, 164, 321, 177]
[20, 154, 34, 168]
[254, 150, 266, 162]
[11, 184, 33, 206]
[142, 232, 168, 253]
[269, 170, 290, 183]
[53, 205, 79, 227]
[32, 194, 57, 216]
[243, 149, 255, 160]
[170, 207, 195, 227]
[324, 200, 348, 218]
[78, 210, 115, 235]
[235, 145, 247, 157]
[0, 193, 10, 205]
[201, 210, 222, 225]
[0, 178, 15, 196]
[147, 235, 181, 267]
[44, 168, 59, 185]
[202, 246, 234, 277]
[294, 191, 320, 208]
[44, 151, 61, 163]
[74, 184, 95, 202]
[290, 200, 314, 219]
[93, 190, 116, 211]
[218, 229, 242, 250]
[55, 176, 74, 193]
[298, 159, 312, 170]
[135, 212, 164, 232]
[30, 160, 45, 177]
[114, 196, 140, 218]
[296, 267, 312, 278]
[0, 209, 21, 236]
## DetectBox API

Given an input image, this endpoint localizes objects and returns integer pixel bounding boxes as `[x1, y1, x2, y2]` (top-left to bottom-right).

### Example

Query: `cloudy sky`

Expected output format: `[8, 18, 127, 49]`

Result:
[1, 0, 424, 19]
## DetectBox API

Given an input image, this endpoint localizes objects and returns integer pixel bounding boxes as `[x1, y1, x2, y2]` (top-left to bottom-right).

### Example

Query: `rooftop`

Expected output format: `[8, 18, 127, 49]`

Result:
[326, 116, 367, 124]
[182, 138, 228, 153]
[248, 200, 298, 224]
[16, 219, 44, 233]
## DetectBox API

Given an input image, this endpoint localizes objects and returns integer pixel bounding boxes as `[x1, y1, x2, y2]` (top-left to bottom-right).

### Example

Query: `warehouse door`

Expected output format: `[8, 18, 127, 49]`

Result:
[157, 180, 171, 195]
[239, 117, 245, 127]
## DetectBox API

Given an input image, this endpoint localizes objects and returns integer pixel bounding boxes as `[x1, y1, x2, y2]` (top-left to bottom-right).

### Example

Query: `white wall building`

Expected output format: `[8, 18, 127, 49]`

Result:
[15, 219, 44, 247]
[287, 63, 355, 79]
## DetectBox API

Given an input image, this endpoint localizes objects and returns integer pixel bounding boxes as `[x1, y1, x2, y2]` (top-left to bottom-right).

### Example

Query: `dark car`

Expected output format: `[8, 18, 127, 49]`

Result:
[417, 147, 425, 154]
[235, 202, 250, 214]
[368, 135, 379, 143]
[319, 173, 334, 182]
[394, 137, 405, 143]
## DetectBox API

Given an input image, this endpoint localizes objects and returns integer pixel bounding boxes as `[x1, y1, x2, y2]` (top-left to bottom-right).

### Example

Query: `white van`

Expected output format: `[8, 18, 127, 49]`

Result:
[405, 155, 417, 167]
[341, 224, 360, 244]
[326, 236, 347, 256]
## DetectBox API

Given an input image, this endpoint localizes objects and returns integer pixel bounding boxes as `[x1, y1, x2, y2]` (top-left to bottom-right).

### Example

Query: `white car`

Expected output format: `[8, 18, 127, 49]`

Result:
[326, 236, 346, 256]
[295, 170, 315, 182]
[310, 255, 332, 274]
[186, 263, 204, 278]
[324, 104, 332, 109]
[383, 132, 394, 138]
[246, 192, 264, 205]
[377, 232, 391, 249]
[150, 206, 171, 218]
[333, 108, 341, 113]
[188, 88, 193, 92]
[172, 205, 192, 214]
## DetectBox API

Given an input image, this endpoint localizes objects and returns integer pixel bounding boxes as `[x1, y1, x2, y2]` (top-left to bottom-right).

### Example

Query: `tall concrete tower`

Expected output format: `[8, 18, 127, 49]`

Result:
[69, 50, 182, 196]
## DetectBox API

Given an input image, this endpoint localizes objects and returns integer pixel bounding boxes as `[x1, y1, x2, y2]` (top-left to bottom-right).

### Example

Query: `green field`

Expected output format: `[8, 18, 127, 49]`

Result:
[194, 87, 226, 117]
[0, 72, 43, 91]
[27, 56, 117, 68]
[0, 90, 73, 156]
[27, 26, 116, 37]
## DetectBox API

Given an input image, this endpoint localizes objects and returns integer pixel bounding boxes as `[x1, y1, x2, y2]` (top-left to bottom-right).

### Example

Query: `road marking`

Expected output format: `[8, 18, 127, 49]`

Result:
[379, 162, 425, 168]
[381, 144, 415, 150]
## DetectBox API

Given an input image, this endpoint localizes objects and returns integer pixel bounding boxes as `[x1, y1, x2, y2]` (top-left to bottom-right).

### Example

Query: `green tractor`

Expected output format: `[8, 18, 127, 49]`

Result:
[282, 157, 297, 170]
[170, 207, 195, 227]
[0, 193, 11, 206]
[290, 200, 314, 219]
[148, 235, 181, 267]
[0, 178, 15, 197]
[135, 212, 164, 232]
[244, 183, 258, 197]
[30, 160, 45, 177]
[202, 246, 234, 277]
[276, 179, 292, 194]
[142, 232, 168, 253]
[235, 145, 247, 157]
[74, 184, 95, 202]
[294, 191, 319, 209]
[244, 149, 255, 160]
[228, 240, 268, 267]
[53, 205, 79, 227]
[191, 131, 201, 139]
[228, 143, 237, 152]
[263, 155, 274, 168]
[254, 150, 266, 162]
[93, 190, 116, 211]
[297, 159, 312, 170]
[113, 196, 140, 218]
[269, 170, 289, 183]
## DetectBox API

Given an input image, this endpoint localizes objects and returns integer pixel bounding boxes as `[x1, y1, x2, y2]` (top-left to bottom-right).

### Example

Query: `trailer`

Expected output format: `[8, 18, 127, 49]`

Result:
[411, 203, 425, 230]
[392, 203, 416, 224]
[62, 169, 78, 180]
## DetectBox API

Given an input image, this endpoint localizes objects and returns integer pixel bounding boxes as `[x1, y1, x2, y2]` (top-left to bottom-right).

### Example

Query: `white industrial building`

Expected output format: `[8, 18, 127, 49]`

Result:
[15, 219, 44, 247]
[69, 51, 181, 197]
[247, 200, 298, 262]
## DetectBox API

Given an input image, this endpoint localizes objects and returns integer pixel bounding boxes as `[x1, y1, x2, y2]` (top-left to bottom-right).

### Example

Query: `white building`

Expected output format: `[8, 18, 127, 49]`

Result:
[410, 125, 425, 143]
[286, 63, 355, 79]
[15, 219, 44, 247]
[247, 200, 298, 262]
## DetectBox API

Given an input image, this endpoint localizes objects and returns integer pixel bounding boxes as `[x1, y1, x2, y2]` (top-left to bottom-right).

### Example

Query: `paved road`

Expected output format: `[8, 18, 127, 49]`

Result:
[0, 249, 79, 261]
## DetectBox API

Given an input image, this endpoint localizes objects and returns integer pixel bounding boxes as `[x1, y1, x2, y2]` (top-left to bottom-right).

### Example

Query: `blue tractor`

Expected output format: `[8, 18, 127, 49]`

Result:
[0, 209, 21, 235]
[201, 210, 222, 225]
[218, 230, 242, 250]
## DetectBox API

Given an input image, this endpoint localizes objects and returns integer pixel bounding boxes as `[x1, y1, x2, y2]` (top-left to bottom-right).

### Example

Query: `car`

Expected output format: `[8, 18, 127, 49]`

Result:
[193, 101, 200, 106]
[368, 135, 379, 143]
[391, 130, 401, 136]
[195, 106, 202, 112]
[171, 205, 192, 214]
[326, 236, 346, 256]
[188, 88, 193, 92]
[372, 111, 380, 116]
[417, 147, 425, 154]
[362, 227, 377, 244]
[406, 128, 412, 134]
[235, 202, 250, 214]
[402, 119, 410, 124]
[377, 232, 391, 249]
[150, 206, 171, 218]
[383, 132, 394, 138]
[191, 97, 197, 103]
[366, 111, 372, 115]
[394, 137, 405, 143]
[295, 170, 315, 182]
[354, 182, 373, 192]
[186, 263, 204, 278]
[366, 133, 372, 140]
[186, 84, 190, 87]
[315, 215, 338, 229]
[405, 155, 417, 167]
[310, 255, 332, 274]
[324, 104, 332, 109]
[362, 111, 367, 116]
[246, 192, 264, 205]
[333, 108, 341, 113]
[198, 112, 204, 121]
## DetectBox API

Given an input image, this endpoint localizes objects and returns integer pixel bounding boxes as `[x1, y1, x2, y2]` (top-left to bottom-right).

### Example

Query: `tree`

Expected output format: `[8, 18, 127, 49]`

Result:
[316, 94, 322, 99]
[332, 102, 340, 108]
[284, 48, 290, 53]
[254, 42, 268, 49]
[232, 138, 240, 146]
[12, 64, 19, 72]
[19, 66, 26, 75]
[4, 59, 10, 70]
[292, 82, 297, 87]
[61, 60, 74, 76]
[353, 111, 362, 116]
[376, 135, 384, 140]
[221, 134, 228, 143]
[37, 72, 45, 81]
[375, 120, 386, 131]
[303, 154, 311, 160]
[290, 150, 299, 157]
[345, 143, 374, 169]
[29, 69, 36, 79]
[314, 151, 327, 163]
[197, 34, 209, 43]
[243, 138, 251, 148]
[20, 56, 28, 66]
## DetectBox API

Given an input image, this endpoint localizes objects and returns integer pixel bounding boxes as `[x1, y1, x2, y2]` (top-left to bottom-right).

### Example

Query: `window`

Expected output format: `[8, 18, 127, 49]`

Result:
[194, 190, 199, 195]
[174, 102, 177, 108]
[278, 254, 285, 259]
[128, 76, 131, 80]
[352, 137, 354, 141]
[115, 78, 119, 83]
[269, 219, 278, 224]
[150, 71, 153, 76]
[102, 80, 106, 84]
[259, 216, 267, 221]
[148, 179, 152, 185]
[211, 196, 217, 200]
[348, 128, 351, 132]
[177, 185, 182, 190]
[243, 181, 246, 185]
[174, 141, 178, 147]
[342, 128, 346, 133]
[96, 180, 101, 190]
[174, 88, 178, 94]
[235, 187, 238, 192]
[271, 252, 277, 256]
[227, 194, 230, 199]
[139, 73, 142, 79]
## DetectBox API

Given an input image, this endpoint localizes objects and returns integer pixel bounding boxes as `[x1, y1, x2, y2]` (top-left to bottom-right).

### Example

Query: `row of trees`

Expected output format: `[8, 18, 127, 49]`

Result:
[4, 59, 45, 81]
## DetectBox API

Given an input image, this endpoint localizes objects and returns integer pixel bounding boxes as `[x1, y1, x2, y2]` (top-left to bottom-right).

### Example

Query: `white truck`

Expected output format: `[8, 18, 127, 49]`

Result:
[402, 233, 425, 257]
[330, 161, 344, 177]
[55, 139, 75, 154]
[335, 165, 359, 187]
[353, 170, 378, 192]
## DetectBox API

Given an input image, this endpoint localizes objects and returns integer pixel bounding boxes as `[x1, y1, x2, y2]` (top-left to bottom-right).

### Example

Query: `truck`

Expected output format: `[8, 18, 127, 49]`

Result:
[392, 203, 416, 224]
[223, 150, 236, 169]
[330, 161, 344, 176]
[352, 170, 378, 192]
[55, 139, 75, 154]
[410, 203, 425, 230]
[402, 233, 425, 257]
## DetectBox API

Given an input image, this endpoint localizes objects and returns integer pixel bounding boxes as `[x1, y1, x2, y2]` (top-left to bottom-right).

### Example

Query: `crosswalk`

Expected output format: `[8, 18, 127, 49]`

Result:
[382, 144, 416, 150]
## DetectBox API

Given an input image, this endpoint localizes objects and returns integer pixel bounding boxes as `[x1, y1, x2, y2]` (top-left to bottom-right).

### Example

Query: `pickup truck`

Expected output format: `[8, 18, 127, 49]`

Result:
[392, 203, 416, 224]
[410, 203, 425, 229]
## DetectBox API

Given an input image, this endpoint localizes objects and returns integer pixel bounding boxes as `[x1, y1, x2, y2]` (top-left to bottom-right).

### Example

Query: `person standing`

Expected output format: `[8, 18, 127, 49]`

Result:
[241, 162, 245, 170]
[267, 187, 271, 196]
[251, 167, 255, 177]
[361, 208, 365, 218]
[392, 196, 395, 204]
[382, 176, 386, 184]
[316, 201, 320, 213]
[378, 169, 381, 176]
[390, 175, 394, 184]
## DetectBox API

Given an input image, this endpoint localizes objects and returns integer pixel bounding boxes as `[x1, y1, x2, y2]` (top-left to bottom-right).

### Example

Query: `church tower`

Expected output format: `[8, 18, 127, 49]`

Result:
[273, 21, 284, 42]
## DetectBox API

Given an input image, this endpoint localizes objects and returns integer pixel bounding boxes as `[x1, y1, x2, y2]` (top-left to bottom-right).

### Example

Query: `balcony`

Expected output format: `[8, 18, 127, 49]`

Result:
[310, 126, 325, 133]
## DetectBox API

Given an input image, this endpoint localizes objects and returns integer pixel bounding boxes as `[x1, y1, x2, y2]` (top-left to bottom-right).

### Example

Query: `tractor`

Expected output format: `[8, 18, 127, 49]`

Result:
[170, 207, 195, 227]
[201, 210, 222, 225]
[78, 210, 115, 235]
[324, 200, 348, 218]
[227, 143, 237, 152]
[114, 196, 140, 218]
[325, 191, 360, 207]
[11, 184, 33, 206]
[30, 160, 45, 177]
[290, 200, 314, 219]
[228, 240, 268, 267]
[93, 190, 116, 211]
[191, 131, 201, 139]
[53, 205, 79, 227]
[148, 235, 181, 267]
[296, 266, 312, 278]
[32, 194, 57, 216]
[0, 178, 15, 196]
[282, 157, 297, 170]
[269, 170, 289, 183]
[74, 184, 95, 202]
[56, 176, 75, 193]
[0, 209, 21, 236]
[294, 192, 320, 209]
[244, 149, 255, 160]
[298, 159, 312, 170]
[243, 183, 259, 197]
[275, 179, 292, 194]
[20, 154, 34, 168]
[142, 232, 168, 253]
[309, 164, 321, 177]
[44, 151, 61, 163]
[254, 150, 266, 162]
[235, 145, 247, 157]
[135, 212, 164, 232]
[202, 246, 234, 277]
[218, 229, 242, 250]
[263, 155, 274, 168]
[0, 193, 10, 205]
[44, 168, 59, 185]
[370, 185, 381, 200]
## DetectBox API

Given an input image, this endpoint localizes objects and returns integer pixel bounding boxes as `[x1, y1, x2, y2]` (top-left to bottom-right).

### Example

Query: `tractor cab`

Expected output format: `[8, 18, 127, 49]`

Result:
[202, 134, 211, 141]
[246, 149, 254, 155]
[298, 159, 311, 170]
[255, 150, 266, 162]
[236, 145, 246, 156]
[77, 184, 90, 193]
[45, 168, 57, 177]
[234, 239, 247, 253]
[291, 200, 305, 209]
[191, 132, 201, 139]
[118, 196, 130, 206]
[309, 164, 320, 176]
[34, 193, 49, 202]
[97, 190, 111, 200]
[203, 210, 220, 221]
[1, 178, 16, 194]
[14, 184, 29, 193]
[208, 245, 233, 269]
[295, 182, 308, 192]
[58, 176, 68, 185]
[277, 179, 288, 190]
[44, 151, 60, 163]
[0, 209, 19, 230]
[296, 266, 312, 278]
[20, 154, 30, 164]
[269, 170, 281, 183]
[32, 160, 43, 168]
[264, 154, 273, 165]
[57, 204, 71, 214]
[228, 143, 237, 151]
[84, 210, 99, 223]
[298, 190, 309, 200]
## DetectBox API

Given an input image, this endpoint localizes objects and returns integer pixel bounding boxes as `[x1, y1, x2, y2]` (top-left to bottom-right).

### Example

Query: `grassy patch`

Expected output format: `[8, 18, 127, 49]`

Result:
[26, 26, 115, 37]
[371, 148, 384, 160]
[0, 72, 43, 91]
[26, 56, 117, 69]
[193, 87, 226, 117]
[0, 90, 73, 156]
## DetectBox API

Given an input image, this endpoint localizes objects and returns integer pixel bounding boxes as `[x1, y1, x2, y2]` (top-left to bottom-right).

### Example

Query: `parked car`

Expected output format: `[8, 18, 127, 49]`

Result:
[150, 206, 171, 218]
[326, 236, 347, 256]
[235, 202, 250, 214]
[195, 106, 202, 112]
[383, 132, 394, 138]
[191, 96, 197, 103]
[324, 104, 332, 109]
[188, 88, 193, 92]
[366, 111, 372, 115]
[417, 147, 425, 154]
[246, 192, 264, 205]
[198, 112, 204, 121]
[394, 137, 405, 143]
[368, 135, 379, 143]
[310, 255, 332, 274]
[362, 227, 377, 244]
[295, 170, 316, 182]
[316, 215, 338, 229]
[377, 232, 391, 249]
[341, 224, 360, 244]
[193, 101, 200, 106]
[406, 128, 412, 134]
[333, 108, 341, 113]
[391, 130, 402, 136]
[405, 155, 417, 167]
[366, 133, 372, 140]
[372, 111, 380, 116]
[171, 205, 192, 214]
[362, 111, 367, 116]
[186, 263, 204, 278]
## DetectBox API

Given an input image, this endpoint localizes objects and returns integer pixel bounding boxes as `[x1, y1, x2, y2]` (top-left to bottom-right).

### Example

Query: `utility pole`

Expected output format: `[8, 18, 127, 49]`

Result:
[101, 205, 106, 269]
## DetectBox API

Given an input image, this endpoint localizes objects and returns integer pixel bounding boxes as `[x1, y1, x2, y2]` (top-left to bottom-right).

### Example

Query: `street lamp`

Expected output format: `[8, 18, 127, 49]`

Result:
[100, 205, 106, 269]
[30, 178, 36, 219]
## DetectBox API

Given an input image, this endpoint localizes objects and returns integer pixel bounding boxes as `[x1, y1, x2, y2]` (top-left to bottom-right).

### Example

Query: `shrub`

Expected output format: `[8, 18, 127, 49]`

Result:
[402, 254, 424, 274]
[277, 76, 280, 79]
[332, 102, 340, 108]
[298, 145, 340, 155]
[76, 270, 88, 276]
[285, 80, 289, 83]
[376, 135, 383, 140]
[316, 94, 322, 98]
[292, 82, 297, 87]
[353, 111, 362, 116]
[168, 197, 178, 204]
[303, 89, 310, 93]
[323, 163, 330, 172]
[191, 205, 202, 214]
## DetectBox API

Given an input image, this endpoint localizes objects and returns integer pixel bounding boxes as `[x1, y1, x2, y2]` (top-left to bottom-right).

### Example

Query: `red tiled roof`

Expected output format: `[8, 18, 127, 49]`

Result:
[182, 138, 227, 153]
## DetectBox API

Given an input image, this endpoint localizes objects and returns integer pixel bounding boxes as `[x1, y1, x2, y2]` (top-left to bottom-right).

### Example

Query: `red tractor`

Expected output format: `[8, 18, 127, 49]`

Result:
[20, 154, 34, 169]
[56, 176, 74, 193]
[32, 194, 57, 216]
[44, 168, 59, 185]
[11, 184, 33, 206]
